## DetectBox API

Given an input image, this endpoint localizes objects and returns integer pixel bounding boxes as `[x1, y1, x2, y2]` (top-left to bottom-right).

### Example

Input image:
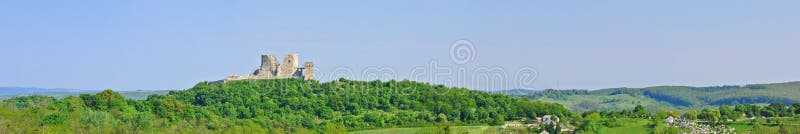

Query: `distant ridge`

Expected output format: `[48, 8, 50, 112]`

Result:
[498, 81, 800, 112]
[0, 87, 170, 100]
[0, 87, 96, 96]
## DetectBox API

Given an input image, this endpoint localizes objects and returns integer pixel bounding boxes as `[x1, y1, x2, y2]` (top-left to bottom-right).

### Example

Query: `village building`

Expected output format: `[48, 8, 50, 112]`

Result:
[665, 116, 675, 126]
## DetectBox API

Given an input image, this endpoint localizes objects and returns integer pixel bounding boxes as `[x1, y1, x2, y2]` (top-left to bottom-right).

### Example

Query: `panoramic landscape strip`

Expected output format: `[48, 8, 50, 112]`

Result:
[2, 1, 799, 134]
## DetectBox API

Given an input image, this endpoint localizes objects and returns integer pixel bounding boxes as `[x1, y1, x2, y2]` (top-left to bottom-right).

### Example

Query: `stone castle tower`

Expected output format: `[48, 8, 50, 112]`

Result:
[224, 53, 313, 82]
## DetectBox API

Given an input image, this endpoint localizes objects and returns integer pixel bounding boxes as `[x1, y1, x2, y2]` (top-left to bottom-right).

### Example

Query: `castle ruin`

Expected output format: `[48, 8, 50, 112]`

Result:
[224, 53, 313, 82]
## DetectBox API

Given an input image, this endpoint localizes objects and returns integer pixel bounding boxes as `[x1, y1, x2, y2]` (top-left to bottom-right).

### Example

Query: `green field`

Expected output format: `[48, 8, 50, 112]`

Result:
[603, 118, 652, 134]
[726, 117, 800, 133]
[350, 126, 496, 134]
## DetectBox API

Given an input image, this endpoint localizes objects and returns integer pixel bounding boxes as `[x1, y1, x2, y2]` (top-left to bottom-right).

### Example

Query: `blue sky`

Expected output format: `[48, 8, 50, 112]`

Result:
[1, 1, 799, 91]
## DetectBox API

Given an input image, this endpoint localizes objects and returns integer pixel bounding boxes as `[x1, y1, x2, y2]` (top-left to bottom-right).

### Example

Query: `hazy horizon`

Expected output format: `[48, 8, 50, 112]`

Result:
[2, 1, 799, 91]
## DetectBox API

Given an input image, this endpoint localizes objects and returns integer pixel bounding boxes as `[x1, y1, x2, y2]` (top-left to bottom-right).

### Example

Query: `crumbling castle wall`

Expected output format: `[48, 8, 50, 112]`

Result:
[224, 53, 313, 82]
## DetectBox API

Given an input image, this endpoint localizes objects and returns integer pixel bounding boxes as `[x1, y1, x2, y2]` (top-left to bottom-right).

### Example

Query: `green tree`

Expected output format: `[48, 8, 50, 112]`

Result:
[701, 108, 721, 125]
[719, 105, 739, 121]
[792, 103, 800, 114]
[437, 113, 449, 123]
[633, 105, 649, 118]
[0, 78, 577, 133]
[683, 109, 699, 120]
[78, 89, 128, 111]
[582, 112, 603, 133]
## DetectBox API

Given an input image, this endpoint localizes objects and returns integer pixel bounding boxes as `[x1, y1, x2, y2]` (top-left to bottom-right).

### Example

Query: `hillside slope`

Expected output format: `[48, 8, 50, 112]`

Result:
[502, 81, 800, 112]
[0, 78, 572, 133]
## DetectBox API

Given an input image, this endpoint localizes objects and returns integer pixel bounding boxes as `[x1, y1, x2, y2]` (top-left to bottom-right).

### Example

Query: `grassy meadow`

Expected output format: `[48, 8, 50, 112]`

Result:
[350, 126, 495, 134]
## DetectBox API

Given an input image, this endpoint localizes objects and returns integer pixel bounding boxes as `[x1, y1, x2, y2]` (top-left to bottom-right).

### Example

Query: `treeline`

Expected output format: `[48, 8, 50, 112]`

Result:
[517, 89, 589, 100]
[503, 82, 800, 113]
[731, 102, 800, 119]
[0, 78, 573, 133]
[674, 102, 800, 124]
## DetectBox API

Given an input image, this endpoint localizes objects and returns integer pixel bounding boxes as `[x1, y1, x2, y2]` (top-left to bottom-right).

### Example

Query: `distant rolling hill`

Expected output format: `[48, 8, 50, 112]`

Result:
[0, 87, 171, 100]
[499, 81, 800, 112]
[0, 87, 91, 95]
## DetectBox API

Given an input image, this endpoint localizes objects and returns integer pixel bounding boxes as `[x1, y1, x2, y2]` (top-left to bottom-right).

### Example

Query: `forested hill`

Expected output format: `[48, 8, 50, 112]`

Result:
[0, 78, 572, 133]
[501, 81, 800, 112]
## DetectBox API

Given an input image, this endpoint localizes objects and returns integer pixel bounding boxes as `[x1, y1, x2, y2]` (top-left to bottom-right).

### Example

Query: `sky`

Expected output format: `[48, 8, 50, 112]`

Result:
[1, 1, 799, 91]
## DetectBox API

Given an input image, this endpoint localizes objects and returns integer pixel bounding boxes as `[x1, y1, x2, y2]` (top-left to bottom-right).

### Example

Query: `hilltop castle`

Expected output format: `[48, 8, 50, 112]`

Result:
[224, 54, 313, 82]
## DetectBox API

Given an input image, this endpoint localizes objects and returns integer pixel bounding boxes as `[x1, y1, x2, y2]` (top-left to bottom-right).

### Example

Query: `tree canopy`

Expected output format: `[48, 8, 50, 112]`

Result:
[0, 78, 573, 133]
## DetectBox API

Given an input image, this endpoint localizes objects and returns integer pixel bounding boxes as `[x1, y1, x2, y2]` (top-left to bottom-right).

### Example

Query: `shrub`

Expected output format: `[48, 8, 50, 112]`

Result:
[42, 113, 69, 125]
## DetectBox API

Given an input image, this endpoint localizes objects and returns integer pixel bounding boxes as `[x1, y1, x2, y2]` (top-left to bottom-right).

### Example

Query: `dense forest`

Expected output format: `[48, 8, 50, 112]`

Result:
[0, 78, 572, 133]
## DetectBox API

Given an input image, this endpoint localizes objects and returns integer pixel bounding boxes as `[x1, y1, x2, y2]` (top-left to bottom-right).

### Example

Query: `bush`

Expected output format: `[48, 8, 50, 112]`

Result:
[489, 115, 505, 126]
[42, 113, 69, 125]
[80, 110, 110, 127]
[122, 111, 154, 130]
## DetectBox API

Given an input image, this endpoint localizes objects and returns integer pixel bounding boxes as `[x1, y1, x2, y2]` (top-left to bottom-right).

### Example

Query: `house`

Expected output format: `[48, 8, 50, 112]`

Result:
[666, 116, 675, 126]
[541, 115, 559, 126]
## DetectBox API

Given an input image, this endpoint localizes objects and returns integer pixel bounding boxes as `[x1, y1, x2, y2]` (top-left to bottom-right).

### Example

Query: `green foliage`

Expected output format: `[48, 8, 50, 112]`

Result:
[683, 109, 699, 120]
[42, 113, 69, 125]
[719, 105, 741, 121]
[80, 109, 110, 128]
[633, 105, 650, 117]
[588, 105, 653, 119]
[0, 78, 574, 133]
[507, 89, 589, 100]
[581, 112, 603, 133]
[5, 95, 56, 108]
[121, 111, 154, 130]
[605, 117, 623, 127]
[652, 126, 681, 134]
[350, 126, 494, 134]
[509, 81, 800, 112]
[488, 114, 504, 126]
[323, 122, 347, 134]
[95, 89, 128, 110]
[700, 108, 722, 125]
[600, 118, 651, 134]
